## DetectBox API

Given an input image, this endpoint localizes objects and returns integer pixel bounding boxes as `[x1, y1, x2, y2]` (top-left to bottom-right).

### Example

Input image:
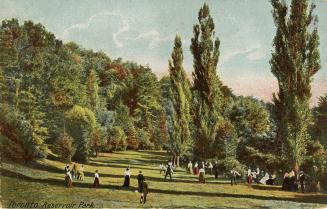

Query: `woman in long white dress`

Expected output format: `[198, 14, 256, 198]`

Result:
[123, 167, 131, 187]
[259, 172, 270, 184]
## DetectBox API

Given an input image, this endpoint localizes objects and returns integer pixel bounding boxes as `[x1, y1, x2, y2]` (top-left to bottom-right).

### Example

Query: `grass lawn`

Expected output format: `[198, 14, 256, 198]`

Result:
[1, 150, 327, 208]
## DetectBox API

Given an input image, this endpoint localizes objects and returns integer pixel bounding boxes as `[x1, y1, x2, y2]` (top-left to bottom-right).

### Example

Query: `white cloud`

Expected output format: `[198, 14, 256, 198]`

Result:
[246, 46, 267, 61]
[62, 11, 129, 48]
[129, 29, 173, 49]
[219, 42, 267, 65]
[220, 43, 257, 64]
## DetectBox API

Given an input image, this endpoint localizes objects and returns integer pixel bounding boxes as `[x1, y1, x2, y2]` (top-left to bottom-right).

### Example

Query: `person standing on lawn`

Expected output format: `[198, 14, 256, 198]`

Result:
[299, 171, 306, 193]
[187, 161, 193, 174]
[164, 164, 173, 182]
[230, 168, 240, 186]
[65, 168, 73, 188]
[208, 162, 213, 175]
[72, 163, 77, 179]
[140, 179, 149, 204]
[123, 167, 131, 187]
[213, 161, 219, 179]
[194, 161, 199, 175]
[199, 167, 206, 183]
[77, 164, 84, 181]
[247, 168, 251, 184]
[93, 170, 100, 188]
[137, 170, 145, 192]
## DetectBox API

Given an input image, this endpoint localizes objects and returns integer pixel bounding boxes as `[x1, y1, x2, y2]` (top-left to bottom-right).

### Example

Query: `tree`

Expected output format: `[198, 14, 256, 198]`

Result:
[154, 111, 169, 150]
[228, 97, 276, 169]
[0, 68, 9, 104]
[190, 3, 223, 158]
[87, 69, 99, 112]
[0, 105, 47, 162]
[159, 76, 174, 150]
[270, 0, 321, 172]
[126, 126, 139, 149]
[107, 126, 127, 151]
[168, 35, 192, 167]
[65, 105, 96, 162]
[90, 127, 102, 157]
[55, 133, 75, 163]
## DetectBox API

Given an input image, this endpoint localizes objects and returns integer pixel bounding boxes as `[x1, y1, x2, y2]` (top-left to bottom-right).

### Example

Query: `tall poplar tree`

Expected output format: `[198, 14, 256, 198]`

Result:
[87, 69, 99, 112]
[190, 3, 223, 158]
[270, 0, 321, 172]
[168, 35, 192, 167]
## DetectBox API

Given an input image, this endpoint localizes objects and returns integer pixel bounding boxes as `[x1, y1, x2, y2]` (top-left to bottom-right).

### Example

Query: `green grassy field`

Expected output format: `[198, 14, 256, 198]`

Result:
[1, 150, 327, 208]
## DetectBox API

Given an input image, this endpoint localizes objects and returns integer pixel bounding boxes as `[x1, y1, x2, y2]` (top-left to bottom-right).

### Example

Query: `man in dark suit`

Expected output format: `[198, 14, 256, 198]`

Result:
[137, 170, 145, 193]
[164, 164, 172, 182]
[140, 180, 149, 204]
[213, 161, 219, 179]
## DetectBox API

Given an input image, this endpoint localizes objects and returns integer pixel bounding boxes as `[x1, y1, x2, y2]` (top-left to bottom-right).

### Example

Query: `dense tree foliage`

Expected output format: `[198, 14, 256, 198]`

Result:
[270, 0, 321, 172]
[312, 95, 327, 148]
[0, 19, 166, 162]
[167, 35, 192, 167]
[65, 105, 96, 162]
[55, 133, 75, 163]
[190, 3, 224, 159]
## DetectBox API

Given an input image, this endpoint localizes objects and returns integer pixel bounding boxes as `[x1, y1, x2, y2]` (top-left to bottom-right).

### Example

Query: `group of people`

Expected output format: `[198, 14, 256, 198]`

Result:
[282, 169, 306, 192]
[122, 167, 149, 204]
[64, 164, 149, 204]
[187, 161, 219, 180]
[65, 160, 307, 205]
[64, 163, 85, 188]
[246, 168, 276, 185]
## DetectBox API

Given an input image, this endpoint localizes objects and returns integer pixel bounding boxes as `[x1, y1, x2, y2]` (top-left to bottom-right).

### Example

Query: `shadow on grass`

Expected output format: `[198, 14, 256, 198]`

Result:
[149, 188, 327, 204]
[90, 158, 154, 166]
[88, 157, 186, 174]
[95, 152, 168, 165]
[27, 161, 64, 174]
[86, 172, 220, 184]
[86, 160, 163, 172]
[2, 168, 327, 205]
[251, 184, 282, 191]
[46, 153, 61, 161]
[139, 150, 167, 156]
[112, 150, 167, 158]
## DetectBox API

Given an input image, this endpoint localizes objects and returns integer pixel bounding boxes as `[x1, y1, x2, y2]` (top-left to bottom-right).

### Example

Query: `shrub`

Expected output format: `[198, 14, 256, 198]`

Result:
[65, 105, 96, 162]
[126, 126, 139, 149]
[0, 105, 47, 162]
[137, 129, 154, 150]
[217, 157, 246, 177]
[55, 133, 75, 163]
[107, 126, 127, 151]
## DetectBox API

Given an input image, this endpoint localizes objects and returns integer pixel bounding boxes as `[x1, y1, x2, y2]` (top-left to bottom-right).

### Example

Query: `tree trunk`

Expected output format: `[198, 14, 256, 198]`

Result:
[293, 162, 299, 181]
[176, 155, 180, 168]
[173, 155, 176, 167]
[171, 155, 175, 167]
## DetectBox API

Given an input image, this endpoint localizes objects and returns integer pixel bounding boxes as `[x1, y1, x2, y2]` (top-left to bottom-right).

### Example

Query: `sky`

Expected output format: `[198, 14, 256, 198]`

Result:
[1, 0, 326, 106]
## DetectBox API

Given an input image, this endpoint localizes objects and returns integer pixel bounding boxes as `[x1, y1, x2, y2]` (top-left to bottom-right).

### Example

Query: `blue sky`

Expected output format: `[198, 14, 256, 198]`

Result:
[1, 0, 326, 105]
